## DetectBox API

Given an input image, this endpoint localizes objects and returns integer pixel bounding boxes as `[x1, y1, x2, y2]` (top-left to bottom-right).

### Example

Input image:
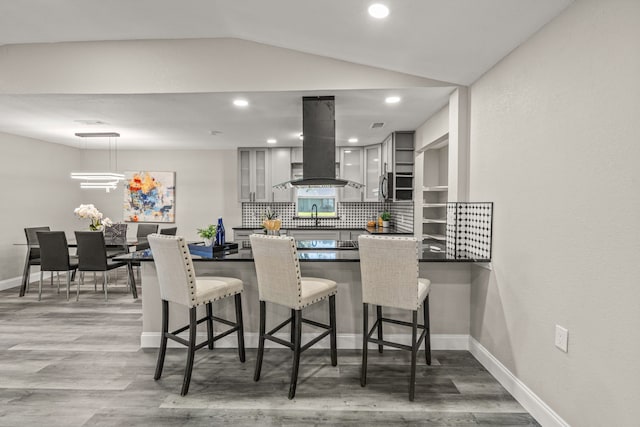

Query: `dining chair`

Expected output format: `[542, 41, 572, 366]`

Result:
[104, 223, 129, 258]
[148, 234, 245, 396]
[358, 235, 431, 401]
[135, 223, 159, 250]
[75, 231, 135, 301]
[36, 231, 78, 301]
[159, 227, 177, 235]
[250, 234, 337, 400]
[21, 226, 50, 296]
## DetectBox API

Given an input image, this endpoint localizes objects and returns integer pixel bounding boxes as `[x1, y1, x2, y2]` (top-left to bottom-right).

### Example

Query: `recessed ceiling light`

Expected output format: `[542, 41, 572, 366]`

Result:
[348, 137, 358, 143]
[233, 99, 249, 107]
[385, 96, 401, 104]
[267, 138, 277, 144]
[344, 150, 352, 153]
[368, 3, 389, 19]
[373, 158, 379, 162]
[346, 163, 353, 166]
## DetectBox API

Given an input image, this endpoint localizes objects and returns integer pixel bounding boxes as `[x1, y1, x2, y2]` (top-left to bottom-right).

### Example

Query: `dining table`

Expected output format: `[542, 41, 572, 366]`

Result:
[15, 239, 139, 298]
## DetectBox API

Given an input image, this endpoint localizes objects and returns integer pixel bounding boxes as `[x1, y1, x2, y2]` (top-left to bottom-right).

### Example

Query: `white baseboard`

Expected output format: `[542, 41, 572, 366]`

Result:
[140, 332, 470, 351]
[468, 337, 569, 427]
[0, 272, 40, 292]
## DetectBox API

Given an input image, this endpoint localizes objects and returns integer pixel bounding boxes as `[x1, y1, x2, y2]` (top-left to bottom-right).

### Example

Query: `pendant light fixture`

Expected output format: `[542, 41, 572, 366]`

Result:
[70, 132, 125, 192]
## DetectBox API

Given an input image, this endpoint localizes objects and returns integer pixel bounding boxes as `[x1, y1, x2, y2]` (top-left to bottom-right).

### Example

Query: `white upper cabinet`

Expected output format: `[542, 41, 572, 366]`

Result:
[270, 147, 292, 202]
[363, 144, 382, 201]
[339, 147, 363, 202]
[238, 148, 271, 202]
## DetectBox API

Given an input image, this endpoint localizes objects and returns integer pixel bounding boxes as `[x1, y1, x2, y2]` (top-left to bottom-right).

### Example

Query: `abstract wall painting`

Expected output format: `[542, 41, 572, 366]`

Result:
[123, 171, 175, 223]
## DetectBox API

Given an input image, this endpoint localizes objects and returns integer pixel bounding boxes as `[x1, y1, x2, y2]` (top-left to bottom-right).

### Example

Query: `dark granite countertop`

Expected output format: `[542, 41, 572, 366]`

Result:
[233, 226, 412, 234]
[115, 242, 489, 263]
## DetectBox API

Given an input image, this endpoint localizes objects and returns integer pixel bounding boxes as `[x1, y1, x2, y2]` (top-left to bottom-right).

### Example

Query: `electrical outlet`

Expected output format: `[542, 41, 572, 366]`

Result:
[555, 325, 568, 352]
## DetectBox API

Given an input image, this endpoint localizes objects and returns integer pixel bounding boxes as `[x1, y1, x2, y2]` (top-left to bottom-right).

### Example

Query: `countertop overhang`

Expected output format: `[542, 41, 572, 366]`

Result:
[115, 243, 489, 263]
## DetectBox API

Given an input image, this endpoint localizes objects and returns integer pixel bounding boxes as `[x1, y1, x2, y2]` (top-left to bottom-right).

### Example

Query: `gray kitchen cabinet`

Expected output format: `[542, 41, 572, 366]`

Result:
[238, 148, 270, 202]
[339, 147, 363, 202]
[270, 147, 293, 202]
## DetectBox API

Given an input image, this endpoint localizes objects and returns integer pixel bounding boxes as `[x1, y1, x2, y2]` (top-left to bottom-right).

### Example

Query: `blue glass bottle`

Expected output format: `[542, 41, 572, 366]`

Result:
[215, 217, 225, 246]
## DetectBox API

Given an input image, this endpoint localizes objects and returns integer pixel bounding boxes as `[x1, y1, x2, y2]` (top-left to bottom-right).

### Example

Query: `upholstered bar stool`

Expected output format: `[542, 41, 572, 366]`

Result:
[250, 234, 337, 400]
[148, 234, 245, 396]
[358, 235, 431, 401]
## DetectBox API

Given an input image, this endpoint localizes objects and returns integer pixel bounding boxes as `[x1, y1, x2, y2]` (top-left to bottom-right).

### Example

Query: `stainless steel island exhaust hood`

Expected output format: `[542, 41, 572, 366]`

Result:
[273, 96, 363, 189]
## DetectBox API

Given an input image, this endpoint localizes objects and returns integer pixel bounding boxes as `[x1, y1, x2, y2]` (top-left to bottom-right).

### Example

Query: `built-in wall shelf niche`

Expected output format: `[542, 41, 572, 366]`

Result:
[421, 136, 449, 249]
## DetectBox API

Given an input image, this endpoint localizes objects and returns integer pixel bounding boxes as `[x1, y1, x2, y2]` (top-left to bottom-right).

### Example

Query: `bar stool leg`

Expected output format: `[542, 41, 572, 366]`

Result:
[290, 309, 295, 344]
[423, 295, 431, 365]
[66, 271, 70, 301]
[254, 301, 266, 381]
[206, 302, 214, 350]
[409, 310, 418, 401]
[377, 305, 384, 353]
[235, 294, 246, 363]
[181, 307, 197, 396]
[288, 309, 302, 400]
[361, 303, 368, 387]
[77, 271, 81, 301]
[329, 295, 337, 366]
[154, 300, 169, 380]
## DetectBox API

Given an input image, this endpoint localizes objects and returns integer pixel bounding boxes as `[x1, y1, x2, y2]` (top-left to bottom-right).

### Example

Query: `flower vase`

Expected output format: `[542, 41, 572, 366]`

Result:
[382, 220, 390, 228]
[204, 238, 213, 247]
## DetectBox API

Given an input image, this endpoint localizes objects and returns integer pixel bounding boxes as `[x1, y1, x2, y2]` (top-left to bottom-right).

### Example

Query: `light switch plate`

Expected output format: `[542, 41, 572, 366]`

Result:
[555, 325, 568, 352]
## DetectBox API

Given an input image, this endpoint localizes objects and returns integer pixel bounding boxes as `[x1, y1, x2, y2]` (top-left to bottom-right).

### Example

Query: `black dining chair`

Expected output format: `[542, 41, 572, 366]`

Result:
[135, 224, 159, 251]
[104, 223, 129, 258]
[36, 231, 78, 301]
[21, 226, 50, 296]
[159, 227, 177, 236]
[75, 231, 135, 301]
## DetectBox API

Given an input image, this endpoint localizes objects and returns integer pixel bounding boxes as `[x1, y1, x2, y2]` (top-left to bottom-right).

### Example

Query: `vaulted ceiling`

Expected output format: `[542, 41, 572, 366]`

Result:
[0, 0, 573, 149]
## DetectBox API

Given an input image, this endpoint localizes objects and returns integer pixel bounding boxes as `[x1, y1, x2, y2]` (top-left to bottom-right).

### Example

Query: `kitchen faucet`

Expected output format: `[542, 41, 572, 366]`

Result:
[311, 203, 319, 227]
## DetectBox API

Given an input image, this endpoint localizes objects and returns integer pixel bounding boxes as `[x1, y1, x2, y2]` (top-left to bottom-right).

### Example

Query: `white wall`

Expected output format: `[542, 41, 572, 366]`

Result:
[81, 149, 241, 241]
[468, 0, 640, 425]
[0, 133, 82, 281]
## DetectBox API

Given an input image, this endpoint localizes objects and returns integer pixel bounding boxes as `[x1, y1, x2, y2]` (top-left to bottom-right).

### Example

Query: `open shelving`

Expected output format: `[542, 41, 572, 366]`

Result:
[421, 137, 449, 250]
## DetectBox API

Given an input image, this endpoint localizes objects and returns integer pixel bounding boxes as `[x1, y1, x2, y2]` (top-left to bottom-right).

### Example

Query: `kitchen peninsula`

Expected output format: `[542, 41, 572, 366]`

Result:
[123, 241, 488, 349]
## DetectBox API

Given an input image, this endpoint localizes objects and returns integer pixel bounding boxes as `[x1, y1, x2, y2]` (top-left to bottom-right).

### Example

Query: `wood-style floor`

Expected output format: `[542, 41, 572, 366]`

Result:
[0, 281, 539, 426]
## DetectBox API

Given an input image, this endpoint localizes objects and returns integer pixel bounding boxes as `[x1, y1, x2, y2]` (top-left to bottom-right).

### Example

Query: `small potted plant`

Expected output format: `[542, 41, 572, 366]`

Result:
[380, 211, 391, 228]
[262, 208, 281, 234]
[197, 224, 217, 246]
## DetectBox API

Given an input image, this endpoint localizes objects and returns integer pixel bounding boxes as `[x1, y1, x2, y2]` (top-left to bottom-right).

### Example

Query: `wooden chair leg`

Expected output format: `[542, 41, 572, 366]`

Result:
[206, 302, 214, 350]
[288, 309, 302, 400]
[154, 300, 169, 380]
[290, 309, 295, 344]
[409, 310, 418, 401]
[329, 295, 337, 366]
[77, 271, 81, 301]
[235, 294, 246, 363]
[181, 307, 197, 396]
[424, 295, 431, 365]
[254, 301, 266, 381]
[361, 303, 368, 387]
[377, 305, 384, 353]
